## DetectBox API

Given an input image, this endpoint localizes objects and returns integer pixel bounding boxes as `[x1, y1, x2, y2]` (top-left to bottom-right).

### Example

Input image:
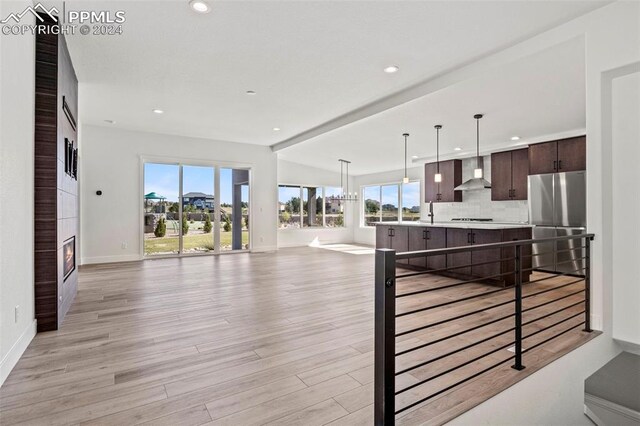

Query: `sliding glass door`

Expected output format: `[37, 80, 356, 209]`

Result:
[143, 163, 180, 256]
[182, 165, 215, 253]
[143, 162, 249, 257]
[220, 168, 250, 251]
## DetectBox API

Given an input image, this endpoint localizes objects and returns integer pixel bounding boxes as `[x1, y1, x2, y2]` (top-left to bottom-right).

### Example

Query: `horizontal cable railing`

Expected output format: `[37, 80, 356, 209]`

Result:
[374, 233, 594, 425]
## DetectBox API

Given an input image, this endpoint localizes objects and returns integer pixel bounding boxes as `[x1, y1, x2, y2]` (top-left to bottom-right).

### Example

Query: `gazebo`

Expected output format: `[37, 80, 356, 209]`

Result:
[144, 192, 166, 213]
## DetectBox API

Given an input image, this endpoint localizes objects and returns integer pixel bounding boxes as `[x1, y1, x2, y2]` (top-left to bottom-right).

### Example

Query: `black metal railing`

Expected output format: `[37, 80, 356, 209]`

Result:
[374, 233, 594, 425]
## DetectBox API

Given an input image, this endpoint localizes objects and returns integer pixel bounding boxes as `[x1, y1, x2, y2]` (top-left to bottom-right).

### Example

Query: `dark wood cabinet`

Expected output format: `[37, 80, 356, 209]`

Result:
[529, 141, 558, 175]
[446, 228, 472, 276]
[529, 136, 586, 175]
[501, 228, 533, 285]
[470, 230, 502, 279]
[426, 227, 447, 270]
[375, 225, 408, 264]
[491, 148, 529, 201]
[511, 148, 529, 200]
[424, 159, 462, 203]
[408, 226, 447, 270]
[491, 151, 512, 201]
[557, 137, 586, 172]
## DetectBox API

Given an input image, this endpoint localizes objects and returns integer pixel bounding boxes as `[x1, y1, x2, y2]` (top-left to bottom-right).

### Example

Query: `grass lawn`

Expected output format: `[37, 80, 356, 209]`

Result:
[144, 230, 249, 255]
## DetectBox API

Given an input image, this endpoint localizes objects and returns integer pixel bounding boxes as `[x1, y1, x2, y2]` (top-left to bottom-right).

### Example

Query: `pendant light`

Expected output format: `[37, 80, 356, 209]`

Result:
[434, 125, 442, 183]
[454, 113, 491, 191]
[473, 114, 484, 178]
[402, 133, 410, 184]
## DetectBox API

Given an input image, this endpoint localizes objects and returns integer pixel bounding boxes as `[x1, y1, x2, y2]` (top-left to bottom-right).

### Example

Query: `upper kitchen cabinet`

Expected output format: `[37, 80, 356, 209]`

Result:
[491, 148, 529, 201]
[424, 159, 462, 203]
[529, 136, 586, 175]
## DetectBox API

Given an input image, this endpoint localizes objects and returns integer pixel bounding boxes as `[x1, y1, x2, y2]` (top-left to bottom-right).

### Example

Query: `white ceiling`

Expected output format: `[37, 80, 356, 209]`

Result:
[60, 0, 604, 147]
[278, 36, 587, 175]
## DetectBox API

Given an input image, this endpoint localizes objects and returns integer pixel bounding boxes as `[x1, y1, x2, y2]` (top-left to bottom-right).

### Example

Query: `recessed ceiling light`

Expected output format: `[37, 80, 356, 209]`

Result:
[411, 155, 418, 159]
[189, 0, 211, 13]
[511, 136, 520, 141]
[273, 127, 281, 131]
[454, 147, 462, 151]
[152, 109, 164, 114]
[383, 65, 399, 73]
[104, 119, 115, 124]
[246, 90, 256, 95]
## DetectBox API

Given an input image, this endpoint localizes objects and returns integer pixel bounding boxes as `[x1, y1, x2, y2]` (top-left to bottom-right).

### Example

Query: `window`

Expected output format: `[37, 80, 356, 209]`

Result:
[302, 186, 322, 227]
[279, 185, 301, 229]
[402, 181, 421, 221]
[278, 185, 345, 228]
[362, 181, 420, 226]
[324, 187, 345, 228]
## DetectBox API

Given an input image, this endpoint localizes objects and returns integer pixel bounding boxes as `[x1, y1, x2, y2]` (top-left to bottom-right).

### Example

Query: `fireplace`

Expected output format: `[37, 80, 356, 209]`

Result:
[63, 237, 75, 281]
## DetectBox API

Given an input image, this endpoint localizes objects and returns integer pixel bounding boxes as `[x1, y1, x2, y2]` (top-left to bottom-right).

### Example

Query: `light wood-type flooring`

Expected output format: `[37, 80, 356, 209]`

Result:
[0, 247, 598, 425]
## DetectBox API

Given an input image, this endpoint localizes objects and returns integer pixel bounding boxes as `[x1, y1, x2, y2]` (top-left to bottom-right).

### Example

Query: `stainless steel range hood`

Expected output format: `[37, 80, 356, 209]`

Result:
[454, 157, 491, 191]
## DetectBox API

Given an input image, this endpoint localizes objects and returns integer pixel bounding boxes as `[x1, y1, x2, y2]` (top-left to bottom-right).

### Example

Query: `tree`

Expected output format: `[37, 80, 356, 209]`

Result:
[365, 199, 380, 214]
[281, 211, 291, 223]
[286, 197, 300, 213]
[203, 213, 212, 233]
[223, 217, 231, 232]
[154, 217, 166, 237]
[182, 214, 189, 235]
[169, 202, 179, 213]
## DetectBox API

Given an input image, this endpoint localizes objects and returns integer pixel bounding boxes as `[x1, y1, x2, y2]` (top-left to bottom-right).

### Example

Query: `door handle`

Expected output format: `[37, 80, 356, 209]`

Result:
[558, 160, 562, 170]
[423, 229, 427, 240]
[553, 160, 557, 170]
[472, 233, 476, 244]
[427, 230, 430, 240]
[467, 233, 471, 244]
[388, 228, 392, 237]
[390, 229, 395, 237]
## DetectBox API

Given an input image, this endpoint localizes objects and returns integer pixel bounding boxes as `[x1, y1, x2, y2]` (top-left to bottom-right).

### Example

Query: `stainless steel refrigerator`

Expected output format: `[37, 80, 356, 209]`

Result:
[528, 171, 586, 274]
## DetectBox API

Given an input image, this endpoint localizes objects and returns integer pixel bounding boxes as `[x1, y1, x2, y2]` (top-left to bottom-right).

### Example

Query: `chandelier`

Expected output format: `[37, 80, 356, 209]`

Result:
[328, 159, 358, 202]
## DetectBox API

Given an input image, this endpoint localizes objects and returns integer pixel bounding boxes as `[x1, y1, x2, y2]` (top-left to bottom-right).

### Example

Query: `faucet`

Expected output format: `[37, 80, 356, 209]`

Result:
[428, 201, 434, 224]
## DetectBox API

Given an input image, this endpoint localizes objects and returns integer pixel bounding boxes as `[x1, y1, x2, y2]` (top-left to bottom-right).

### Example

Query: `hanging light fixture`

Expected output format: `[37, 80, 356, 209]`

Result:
[454, 114, 491, 191]
[328, 159, 358, 202]
[434, 125, 442, 183]
[402, 133, 410, 184]
[473, 114, 484, 178]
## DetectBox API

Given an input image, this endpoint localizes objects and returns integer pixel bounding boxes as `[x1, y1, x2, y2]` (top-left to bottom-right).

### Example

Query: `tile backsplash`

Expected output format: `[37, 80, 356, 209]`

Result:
[422, 155, 530, 223]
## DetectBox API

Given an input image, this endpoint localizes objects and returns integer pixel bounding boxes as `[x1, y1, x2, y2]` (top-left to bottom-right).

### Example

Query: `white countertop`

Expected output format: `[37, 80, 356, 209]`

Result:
[375, 221, 534, 230]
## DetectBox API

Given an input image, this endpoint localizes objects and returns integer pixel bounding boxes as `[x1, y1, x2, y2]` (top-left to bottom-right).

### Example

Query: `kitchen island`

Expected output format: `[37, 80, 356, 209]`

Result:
[375, 221, 533, 286]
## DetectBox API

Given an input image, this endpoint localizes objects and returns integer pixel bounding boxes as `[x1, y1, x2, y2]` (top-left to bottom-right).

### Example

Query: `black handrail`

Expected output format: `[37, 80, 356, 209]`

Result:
[395, 233, 594, 259]
[374, 233, 594, 425]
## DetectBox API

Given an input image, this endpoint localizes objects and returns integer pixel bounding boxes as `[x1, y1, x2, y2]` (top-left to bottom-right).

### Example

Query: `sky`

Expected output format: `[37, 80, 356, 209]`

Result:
[144, 163, 248, 205]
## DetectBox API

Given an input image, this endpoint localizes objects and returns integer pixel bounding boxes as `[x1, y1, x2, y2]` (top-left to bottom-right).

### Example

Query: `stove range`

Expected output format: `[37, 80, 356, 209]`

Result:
[450, 218, 494, 222]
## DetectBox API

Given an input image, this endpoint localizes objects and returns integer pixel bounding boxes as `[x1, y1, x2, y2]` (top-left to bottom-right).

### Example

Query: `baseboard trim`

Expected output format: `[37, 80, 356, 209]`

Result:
[251, 246, 277, 253]
[614, 339, 640, 355]
[0, 319, 37, 387]
[81, 254, 143, 265]
[585, 393, 640, 425]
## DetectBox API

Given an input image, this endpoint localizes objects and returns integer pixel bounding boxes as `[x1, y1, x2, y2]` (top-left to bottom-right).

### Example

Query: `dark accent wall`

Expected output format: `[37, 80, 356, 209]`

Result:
[34, 16, 79, 331]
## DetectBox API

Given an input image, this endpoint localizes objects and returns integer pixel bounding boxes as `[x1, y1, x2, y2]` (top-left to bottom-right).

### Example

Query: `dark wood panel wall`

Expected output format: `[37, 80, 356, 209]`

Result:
[34, 16, 79, 331]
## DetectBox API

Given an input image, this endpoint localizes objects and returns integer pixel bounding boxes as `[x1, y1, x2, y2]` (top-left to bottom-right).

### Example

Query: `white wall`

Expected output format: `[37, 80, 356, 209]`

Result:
[80, 125, 278, 264]
[277, 159, 354, 247]
[0, 0, 37, 386]
[611, 68, 640, 347]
